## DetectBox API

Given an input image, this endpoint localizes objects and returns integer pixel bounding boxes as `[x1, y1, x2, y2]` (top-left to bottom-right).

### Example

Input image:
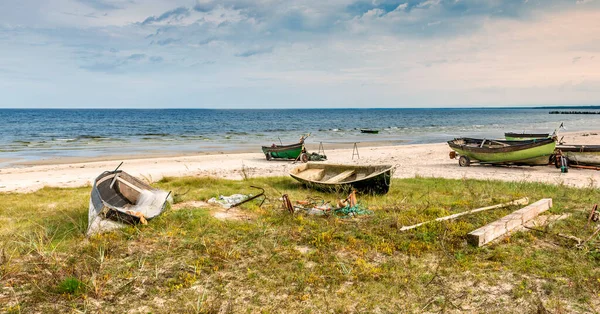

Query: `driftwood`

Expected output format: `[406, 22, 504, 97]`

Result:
[524, 226, 583, 245]
[580, 225, 600, 248]
[399, 197, 529, 231]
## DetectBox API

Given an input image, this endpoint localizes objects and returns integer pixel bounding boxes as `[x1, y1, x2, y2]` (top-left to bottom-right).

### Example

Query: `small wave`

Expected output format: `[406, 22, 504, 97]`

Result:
[138, 133, 170, 137]
[12, 140, 31, 145]
[226, 131, 249, 135]
[78, 135, 108, 139]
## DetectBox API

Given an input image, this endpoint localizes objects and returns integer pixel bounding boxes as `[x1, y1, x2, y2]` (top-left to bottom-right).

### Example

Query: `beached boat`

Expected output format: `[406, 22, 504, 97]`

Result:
[289, 163, 394, 194]
[261, 141, 306, 161]
[448, 137, 556, 166]
[88, 169, 170, 235]
[504, 132, 550, 141]
[556, 145, 600, 166]
[360, 129, 379, 134]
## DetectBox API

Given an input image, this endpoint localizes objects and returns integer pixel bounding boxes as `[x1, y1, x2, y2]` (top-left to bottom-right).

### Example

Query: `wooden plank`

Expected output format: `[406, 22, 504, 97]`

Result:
[399, 197, 529, 231]
[116, 177, 144, 193]
[325, 170, 355, 183]
[300, 169, 325, 181]
[467, 198, 552, 247]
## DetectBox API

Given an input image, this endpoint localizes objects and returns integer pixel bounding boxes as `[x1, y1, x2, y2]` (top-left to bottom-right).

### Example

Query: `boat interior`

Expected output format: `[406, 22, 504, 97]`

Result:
[451, 138, 514, 149]
[96, 171, 150, 208]
[291, 163, 390, 183]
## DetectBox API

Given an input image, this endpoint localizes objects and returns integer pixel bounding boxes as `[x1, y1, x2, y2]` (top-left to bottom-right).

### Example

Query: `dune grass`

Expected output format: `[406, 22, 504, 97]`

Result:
[0, 176, 599, 313]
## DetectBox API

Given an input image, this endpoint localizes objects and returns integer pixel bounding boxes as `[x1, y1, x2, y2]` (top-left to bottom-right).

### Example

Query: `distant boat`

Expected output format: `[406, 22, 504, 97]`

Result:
[556, 145, 600, 166]
[448, 137, 556, 166]
[360, 129, 379, 134]
[504, 132, 550, 141]
[88, 169, 170, 235]
[289, 162, 394, 194]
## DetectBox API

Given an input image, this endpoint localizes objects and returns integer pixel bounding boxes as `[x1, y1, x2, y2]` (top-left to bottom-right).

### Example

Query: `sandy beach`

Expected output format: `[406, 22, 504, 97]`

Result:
[0, 131, 598, 193]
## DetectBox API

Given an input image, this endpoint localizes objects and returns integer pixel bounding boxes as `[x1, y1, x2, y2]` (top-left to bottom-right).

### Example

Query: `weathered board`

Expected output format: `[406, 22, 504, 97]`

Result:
[468, 198, 552, 246]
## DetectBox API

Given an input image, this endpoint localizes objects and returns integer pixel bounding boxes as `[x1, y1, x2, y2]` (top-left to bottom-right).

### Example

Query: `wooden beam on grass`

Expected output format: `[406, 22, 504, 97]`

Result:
[468, 198, 553, 247]
[399, 197, 529, 232]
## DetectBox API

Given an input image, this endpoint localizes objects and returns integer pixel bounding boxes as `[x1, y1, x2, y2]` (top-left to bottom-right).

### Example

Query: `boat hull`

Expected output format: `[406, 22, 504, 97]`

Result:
[504, 133, 550, 141]
[360, 129, 379, 134]
[88, 170, 169, 235]
[557, 145, 600, 166]
[290, 163, 394, 195]
[448, 138, 556, 165]
[261, 142, 304, 160]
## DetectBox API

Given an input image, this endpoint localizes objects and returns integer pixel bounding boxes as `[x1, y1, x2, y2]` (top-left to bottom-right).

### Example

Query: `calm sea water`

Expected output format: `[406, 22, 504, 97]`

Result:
[1, 108, 598, 164]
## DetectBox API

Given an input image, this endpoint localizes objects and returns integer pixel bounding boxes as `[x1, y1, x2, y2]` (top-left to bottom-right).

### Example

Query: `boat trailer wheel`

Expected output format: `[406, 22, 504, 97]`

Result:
[458, 155, 471, 167]
[265, 152, 272, 161]
[300, 153, 309, 163]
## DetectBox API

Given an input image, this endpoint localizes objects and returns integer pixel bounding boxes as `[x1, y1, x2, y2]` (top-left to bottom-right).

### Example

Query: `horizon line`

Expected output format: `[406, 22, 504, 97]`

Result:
[1, 105, 599, 110]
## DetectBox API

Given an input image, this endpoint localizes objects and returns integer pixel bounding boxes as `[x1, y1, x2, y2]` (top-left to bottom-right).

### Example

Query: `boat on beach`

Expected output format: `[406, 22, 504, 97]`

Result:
[88, 168, 170, 235]
[448, 137, 556, 166]
[504, 132, 550, 141]
[261, 141, 306, 161]
[360, 129, 379, 134]
[555, 145, 600, 166]
[262, 135, 308, 161]
[289, 162, 394, 194]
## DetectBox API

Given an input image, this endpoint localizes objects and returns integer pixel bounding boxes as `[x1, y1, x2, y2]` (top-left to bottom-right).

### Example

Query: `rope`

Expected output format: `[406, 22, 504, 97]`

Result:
[333, 203, 373, 218]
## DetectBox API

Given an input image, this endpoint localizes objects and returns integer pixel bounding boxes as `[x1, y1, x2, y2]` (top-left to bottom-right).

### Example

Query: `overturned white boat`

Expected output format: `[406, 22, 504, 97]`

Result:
[87, 168, 171, 236]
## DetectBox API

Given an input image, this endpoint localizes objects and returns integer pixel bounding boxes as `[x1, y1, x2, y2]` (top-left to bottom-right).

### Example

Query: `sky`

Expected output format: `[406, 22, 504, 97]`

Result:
[0, 0, 599, 108]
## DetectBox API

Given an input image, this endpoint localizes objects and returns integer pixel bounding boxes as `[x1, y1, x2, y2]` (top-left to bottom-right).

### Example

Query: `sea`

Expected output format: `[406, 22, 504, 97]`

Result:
[1, 108, 599, 165]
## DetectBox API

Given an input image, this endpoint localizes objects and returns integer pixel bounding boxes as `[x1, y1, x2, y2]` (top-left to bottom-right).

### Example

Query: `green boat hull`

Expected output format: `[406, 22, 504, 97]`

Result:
[504, 133, 550, 141]
[448, 138, 556, 165]
[261, 142, 304, 160]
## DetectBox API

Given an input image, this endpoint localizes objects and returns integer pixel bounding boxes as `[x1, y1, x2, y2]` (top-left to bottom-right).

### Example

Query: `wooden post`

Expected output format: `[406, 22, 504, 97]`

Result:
[468, 198, 552, 247]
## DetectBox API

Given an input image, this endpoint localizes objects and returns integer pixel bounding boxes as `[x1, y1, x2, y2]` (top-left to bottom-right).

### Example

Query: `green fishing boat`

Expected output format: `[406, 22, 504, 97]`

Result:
[262, 141, 306, 161]
[448, 137, 556, 166]
[504, 132, 550, 141]
[556, 145, 600, 166]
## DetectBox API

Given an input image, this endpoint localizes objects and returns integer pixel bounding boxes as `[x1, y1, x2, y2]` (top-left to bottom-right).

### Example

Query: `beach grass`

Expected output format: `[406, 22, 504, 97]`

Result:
[0, 176, 599, 313]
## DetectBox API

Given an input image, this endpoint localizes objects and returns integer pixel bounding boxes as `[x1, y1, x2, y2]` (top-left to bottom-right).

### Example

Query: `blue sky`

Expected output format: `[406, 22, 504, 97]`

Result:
[0, 0, 599, 108]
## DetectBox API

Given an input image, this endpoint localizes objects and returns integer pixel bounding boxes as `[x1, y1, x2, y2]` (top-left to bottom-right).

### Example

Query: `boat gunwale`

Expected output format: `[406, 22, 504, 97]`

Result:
[504, 132, 550, 138]
[556, 145, 600, 153]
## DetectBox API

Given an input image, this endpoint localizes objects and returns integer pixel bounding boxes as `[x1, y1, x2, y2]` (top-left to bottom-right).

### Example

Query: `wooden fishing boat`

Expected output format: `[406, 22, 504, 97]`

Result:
[261, 141, 306, 160]
[447, 137, 556, 166]
[556, 145, 600, 166]
[88, 169, 170, 235]
[504, 132, 550, 141]
[289, 163, 394, 194]
[360, 129, 379, 134]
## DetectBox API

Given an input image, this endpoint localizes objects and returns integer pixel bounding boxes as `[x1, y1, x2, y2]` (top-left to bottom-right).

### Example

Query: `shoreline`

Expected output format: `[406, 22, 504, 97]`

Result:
[0, 131, 598, 193]
[2, 140, 409, 168]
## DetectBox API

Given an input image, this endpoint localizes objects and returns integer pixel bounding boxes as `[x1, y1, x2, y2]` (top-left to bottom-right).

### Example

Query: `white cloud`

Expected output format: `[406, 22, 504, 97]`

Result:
[0, 0, 599, 107]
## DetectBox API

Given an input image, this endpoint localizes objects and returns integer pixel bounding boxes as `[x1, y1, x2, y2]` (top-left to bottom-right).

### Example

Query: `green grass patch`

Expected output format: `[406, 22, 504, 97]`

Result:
[0, 176, 599, 313]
